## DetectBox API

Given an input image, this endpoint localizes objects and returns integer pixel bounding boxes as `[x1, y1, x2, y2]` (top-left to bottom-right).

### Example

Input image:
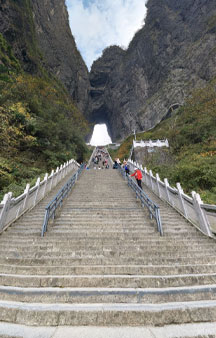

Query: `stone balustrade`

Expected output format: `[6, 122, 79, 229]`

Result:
[129, 139, 169, 160]
[0, 159, 80, 233]
[128, 159, 216, 237]
[133, 139, 169, 148]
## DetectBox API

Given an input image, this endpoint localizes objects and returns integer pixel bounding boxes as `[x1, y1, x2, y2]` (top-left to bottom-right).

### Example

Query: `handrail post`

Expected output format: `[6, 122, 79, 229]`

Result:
[34, 178, 41, 206]
[59, 165, 63, 182]
[177, 183, 188, 218]
[144, 167, 148, 186]
[43, 173, 49, 198]
[54, 167, 59, 187]
[49, 170, 54, 192]
[62, 163, 66, 178]
[23, 184, 30, 212]
[0, 193, 12, 232]
[156, 173, 161, 198]
[164, 178, 171, 204]
[192, 191, 212, 237]
[149, 170, 154, 192]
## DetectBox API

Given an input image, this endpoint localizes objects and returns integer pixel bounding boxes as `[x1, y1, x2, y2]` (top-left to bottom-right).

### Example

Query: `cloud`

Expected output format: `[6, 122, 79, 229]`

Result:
[66, 0, 147, 69]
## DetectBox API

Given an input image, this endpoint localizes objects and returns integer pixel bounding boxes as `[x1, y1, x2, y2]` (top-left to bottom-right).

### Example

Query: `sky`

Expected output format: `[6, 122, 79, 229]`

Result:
[66, 0, 148, 69]
[66, 0, 147, 145]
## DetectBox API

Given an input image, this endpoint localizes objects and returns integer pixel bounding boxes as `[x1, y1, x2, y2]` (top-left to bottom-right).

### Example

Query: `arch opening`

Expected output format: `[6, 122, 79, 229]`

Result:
[90, 124, 112, 146]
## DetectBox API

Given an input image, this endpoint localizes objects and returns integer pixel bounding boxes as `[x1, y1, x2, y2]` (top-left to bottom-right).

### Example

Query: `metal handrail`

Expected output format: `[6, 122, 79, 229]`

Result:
[41, 164, 85, 237]
[118, 164, 163, 236]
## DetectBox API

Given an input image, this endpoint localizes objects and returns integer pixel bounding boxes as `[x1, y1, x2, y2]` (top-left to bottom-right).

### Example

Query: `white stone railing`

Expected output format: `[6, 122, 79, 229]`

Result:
[0, 159, 80, 233]
[128, 159, 216, 238]
[129, 139, 169, 160]
[106, 148, 114, 165]
[87, 147, 97, 168]
[133, 139, 169, 148]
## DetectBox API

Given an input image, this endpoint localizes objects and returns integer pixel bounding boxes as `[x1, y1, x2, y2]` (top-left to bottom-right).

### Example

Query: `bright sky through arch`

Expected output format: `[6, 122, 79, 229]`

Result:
[66, 0, 147, 69]
[90, 124, 112, 146]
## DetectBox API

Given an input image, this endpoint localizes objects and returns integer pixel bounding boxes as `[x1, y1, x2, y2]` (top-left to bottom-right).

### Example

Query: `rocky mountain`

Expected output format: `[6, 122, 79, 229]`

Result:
[88, 0, 216, 141]
[0, 0, 89, 112]
[32, 0, 89, 112]
[0, 0, 90, 195]
[1, 0, 216, 143]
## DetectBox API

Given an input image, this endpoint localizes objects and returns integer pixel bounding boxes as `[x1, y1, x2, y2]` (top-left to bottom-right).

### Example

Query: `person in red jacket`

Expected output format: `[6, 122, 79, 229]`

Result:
[131, 167, 142, 189]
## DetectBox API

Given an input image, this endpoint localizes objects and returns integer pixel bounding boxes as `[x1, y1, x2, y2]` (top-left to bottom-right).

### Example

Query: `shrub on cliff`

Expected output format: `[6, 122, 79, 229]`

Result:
[113, 80, 216, 204]
[0, 33, 89, 198]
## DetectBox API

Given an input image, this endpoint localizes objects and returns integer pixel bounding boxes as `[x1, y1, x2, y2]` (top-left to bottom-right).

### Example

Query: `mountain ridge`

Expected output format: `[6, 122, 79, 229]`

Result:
[88, 0, 216, 141]
[0, 0, 90, 197]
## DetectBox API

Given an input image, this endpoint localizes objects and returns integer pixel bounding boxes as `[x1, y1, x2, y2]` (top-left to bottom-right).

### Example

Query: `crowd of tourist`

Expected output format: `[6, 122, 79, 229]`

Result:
[89, 147, 143, 189]
[92, 148, 110, 169]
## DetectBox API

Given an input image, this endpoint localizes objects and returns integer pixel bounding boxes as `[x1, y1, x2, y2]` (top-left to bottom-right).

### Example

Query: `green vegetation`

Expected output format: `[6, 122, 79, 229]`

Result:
[0, 33, 89, 200]
[0, 33, 21, 81]
[113, 80, 216, 204]
[207, 14, 216, 31]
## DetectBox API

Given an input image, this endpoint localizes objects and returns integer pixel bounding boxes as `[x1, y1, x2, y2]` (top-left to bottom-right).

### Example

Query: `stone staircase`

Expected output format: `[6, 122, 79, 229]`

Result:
[0, 167, 216, 333]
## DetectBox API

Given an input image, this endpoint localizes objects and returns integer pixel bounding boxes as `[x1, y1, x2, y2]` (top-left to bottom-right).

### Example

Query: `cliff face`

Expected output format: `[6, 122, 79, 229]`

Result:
[32, 0, 89, 112]
[89, 46, 126, 139]
[2, 0, 216, 142]
[0, 0, 38, 73]
[0, 0, 90, 194]
[89, 0, 216, 141]
[0, 0, 89, 112]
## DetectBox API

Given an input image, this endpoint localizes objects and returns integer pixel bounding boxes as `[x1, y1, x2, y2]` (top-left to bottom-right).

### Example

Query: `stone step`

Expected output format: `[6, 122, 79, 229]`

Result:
[8, 226, 192, 234]
[9, 227, 158, 234]
[1, 256, 216, 266]
[1, 238, 213, 246]
[3, 232, 206, 240]
[47, 229, 158, 234]
[1, 244, 215, 256]
[2, 322, 216, 338]
[47, 227, 195, 233]
[1, 272, 216, 288]
[1, 160, 216, 330]
[8, 224, 156, 231]
[6, 235, 206, 242]
[0, 263, 216, 276]
[54, 213, 149, 218]
[0, 284, 216, 304]
[0, 232, 211, 240]
[0, 239, 213, 249]
[56, 205, 143, 209]
[1, 246, 215, 256]
[1, 232, 210, 242]
[0, 238, 213, 246]
[1, 254, 215, 263]
[13, 215, 151, 223]
[49, 220, 189, 226]
[0, 299, 216, 326]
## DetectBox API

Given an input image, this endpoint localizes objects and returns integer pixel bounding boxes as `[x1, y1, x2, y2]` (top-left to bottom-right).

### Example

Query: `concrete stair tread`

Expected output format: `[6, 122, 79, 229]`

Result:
[1, 299, 216, 326]
[0, 263, 216, 276]
[1, 272, 216, 288]
[0, 322, 216, 338]
[1, 248, 215, 254]
[1, 284, 216, 304]
[0, 161, 216, 328]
